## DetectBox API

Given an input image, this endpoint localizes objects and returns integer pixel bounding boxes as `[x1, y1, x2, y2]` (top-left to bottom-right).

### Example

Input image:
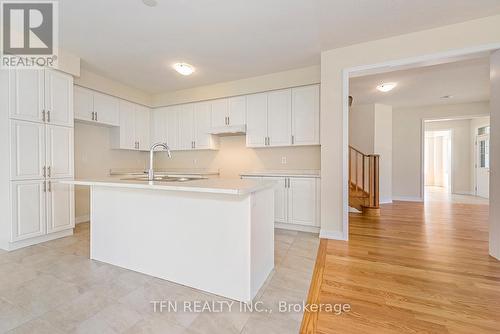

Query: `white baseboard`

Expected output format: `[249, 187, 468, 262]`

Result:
[75, 214, 90, 224]
[349, 206, 361, 213]
[392, 196, 423, 202]
[319, 229, 347, 241]
[275, 223, 320, 233]
[379, 198, 393, 204]
[453, 190, 474, 196]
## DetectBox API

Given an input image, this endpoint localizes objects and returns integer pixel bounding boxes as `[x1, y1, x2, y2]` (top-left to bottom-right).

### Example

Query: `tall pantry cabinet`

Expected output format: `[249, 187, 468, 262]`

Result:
[0, 68, 75, 251]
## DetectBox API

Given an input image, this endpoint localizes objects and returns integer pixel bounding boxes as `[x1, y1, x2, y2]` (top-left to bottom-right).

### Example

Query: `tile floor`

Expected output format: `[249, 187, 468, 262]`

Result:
[0, 223, 318, 334]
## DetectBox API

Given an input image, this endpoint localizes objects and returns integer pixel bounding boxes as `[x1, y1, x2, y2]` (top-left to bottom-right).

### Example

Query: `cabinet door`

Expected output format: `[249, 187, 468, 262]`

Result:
[135, 106, 150, 150]
[211, 98, 228, 128]
[228, 96, 246, 126]
[46, 125, 74, 179]
[266, 177, 287, 223]
[47, 180, 74, 233]
[10, 120, 46, 180]
[74, 86, 94, 122]
[178, 104, 194, 150]
[166, 106, 179, 150]
[267, 89, 292, 147]
[292, 85, 320, 145]
[118, 100, 136, 150]
[44, 70, 74, 127]
[93, 92, 120, 126]
[11, 180, 46, 242]
[287, 178, 317, 226]
[151, 107, 168, 144]
[246, 93, 268, 147]
[8, 69, 44, 123]
[194, 101, 212, 149]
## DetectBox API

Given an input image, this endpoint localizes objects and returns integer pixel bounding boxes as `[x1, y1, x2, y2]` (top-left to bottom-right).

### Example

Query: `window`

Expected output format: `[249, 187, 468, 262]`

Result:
[479, 139, 490, 169]
[478, 126, 490, 135]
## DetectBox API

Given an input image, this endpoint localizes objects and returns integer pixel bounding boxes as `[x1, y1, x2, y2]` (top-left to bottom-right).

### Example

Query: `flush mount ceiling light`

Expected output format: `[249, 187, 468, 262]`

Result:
[173, 63, 195, 76]
[142, 0, 157, 7]
[376, 82, 397, 92]
[440, 95, 454, 99]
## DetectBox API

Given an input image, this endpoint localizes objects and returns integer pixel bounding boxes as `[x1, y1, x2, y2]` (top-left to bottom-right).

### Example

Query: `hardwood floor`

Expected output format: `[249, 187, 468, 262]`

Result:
[301, 201, 499, 334]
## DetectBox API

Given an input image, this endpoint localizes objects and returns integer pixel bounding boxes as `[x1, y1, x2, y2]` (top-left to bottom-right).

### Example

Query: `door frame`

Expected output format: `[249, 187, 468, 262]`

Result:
[342, 43, 500, 241]
[423, 129, 453, 194]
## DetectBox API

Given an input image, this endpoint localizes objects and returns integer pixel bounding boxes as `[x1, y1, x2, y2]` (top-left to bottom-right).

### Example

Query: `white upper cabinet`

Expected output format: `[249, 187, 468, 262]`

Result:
[8, 69, 73, 127]
[228, 96, 246, 126]
[113, 100, 136, 150]
[151, 107, 168, 144]
[44, 70, 73, 127]
[135, 105, 151, 150]
[8, 69, 45, 123]
[178, 104, 194, 150]
[246, 92, 268, 147]
[287, 177, 317, 226]
[46, 181, 75, 233]
[10, 120, 46, 181]
[211, 98, 229, 128]
[93, 92, 120, 127]
[74, 86, 94, 122]
[166, 106, 179, 150]
[194, 102, 214, 149]
[291, 85, 320, 145]
[45, 125, 74, 179]
[267, 89, 292, 147]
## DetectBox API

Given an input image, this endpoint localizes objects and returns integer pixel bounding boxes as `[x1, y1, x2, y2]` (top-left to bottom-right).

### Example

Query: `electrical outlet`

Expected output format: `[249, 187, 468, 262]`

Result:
[281, 156, 287, 165]
[193, 159, 198, 165]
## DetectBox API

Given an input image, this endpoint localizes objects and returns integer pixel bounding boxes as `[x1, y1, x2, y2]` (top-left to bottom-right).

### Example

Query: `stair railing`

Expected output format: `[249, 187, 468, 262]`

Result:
[349, 146, 379, 208]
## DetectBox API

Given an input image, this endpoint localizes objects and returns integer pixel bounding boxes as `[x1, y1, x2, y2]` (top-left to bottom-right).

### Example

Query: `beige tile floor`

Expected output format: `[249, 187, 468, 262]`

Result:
[0, 223, 318, 334]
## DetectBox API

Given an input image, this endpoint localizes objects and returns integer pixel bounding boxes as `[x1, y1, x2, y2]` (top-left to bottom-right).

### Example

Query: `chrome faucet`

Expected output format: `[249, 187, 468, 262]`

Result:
[148, 142, 172, 181]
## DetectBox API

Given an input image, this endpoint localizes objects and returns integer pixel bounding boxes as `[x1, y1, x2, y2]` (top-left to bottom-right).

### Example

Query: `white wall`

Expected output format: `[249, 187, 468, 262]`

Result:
[392, 102, 489, 200]
[489, 50, 500, 260]
[349, 104, 375, 154]
[374, 104, 393, 203]
[321, 15, 500, 238]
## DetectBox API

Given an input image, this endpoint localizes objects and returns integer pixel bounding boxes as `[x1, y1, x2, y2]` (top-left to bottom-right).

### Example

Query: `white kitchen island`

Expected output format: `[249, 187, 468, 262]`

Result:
[63, 178, 275, 302]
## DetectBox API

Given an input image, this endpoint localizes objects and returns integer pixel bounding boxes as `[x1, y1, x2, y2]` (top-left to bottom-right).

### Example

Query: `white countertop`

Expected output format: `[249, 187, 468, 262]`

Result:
[240, 170, 321, 178]
[109, 168, 220, 176]
[61, 178, 275, 195]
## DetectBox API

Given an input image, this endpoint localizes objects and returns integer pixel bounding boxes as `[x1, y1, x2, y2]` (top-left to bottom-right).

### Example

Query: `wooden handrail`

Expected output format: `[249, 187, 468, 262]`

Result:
[349, 146, 379, 209]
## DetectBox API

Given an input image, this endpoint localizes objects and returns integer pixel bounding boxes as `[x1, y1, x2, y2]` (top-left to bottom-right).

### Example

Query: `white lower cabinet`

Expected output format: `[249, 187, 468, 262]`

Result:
[242, 175, 320, 229]
[11, 180, 46, 242]
[10, 179, 74, 243]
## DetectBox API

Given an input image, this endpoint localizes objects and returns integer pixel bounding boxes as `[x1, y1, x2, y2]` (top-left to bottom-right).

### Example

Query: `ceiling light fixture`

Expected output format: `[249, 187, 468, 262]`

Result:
[376, 82, 397, 92]
[440, 95, 454, 99]
[173, 63, 195, 76]
[142, 0, 157, 7]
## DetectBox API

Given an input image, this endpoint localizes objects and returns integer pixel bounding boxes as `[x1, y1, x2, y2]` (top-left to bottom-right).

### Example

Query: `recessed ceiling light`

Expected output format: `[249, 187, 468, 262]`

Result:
[376, 82, 397, 92]
[142, 0, 157, 7]
[440, 95, 454, 99]
[173, 63, 195, 76]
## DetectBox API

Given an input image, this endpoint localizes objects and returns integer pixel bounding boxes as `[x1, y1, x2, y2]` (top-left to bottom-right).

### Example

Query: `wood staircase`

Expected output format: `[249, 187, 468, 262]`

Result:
[349, 146, 380, 216]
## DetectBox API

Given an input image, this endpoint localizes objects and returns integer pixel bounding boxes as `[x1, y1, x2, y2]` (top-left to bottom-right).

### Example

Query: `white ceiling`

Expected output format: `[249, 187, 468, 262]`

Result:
[59, 0, 500, 93]
[349, 57, 491, 108]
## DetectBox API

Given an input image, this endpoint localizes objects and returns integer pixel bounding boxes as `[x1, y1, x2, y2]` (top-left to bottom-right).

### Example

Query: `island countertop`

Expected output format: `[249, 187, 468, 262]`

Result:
[61, 178, 276, 195]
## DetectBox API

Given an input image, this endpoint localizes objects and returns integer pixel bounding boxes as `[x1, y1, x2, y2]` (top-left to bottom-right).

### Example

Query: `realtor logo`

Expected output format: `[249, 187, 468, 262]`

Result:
[1, 1, 58, 68]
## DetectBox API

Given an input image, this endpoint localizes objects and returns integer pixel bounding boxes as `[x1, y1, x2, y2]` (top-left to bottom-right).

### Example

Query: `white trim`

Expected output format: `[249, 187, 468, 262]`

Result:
[274, 223, 320, 234]
[453, 190, 475, 196]
[392, 196, 423, 202]
[2, 229, 73, 251]
[342, 43, 500, 241]
[379, 197, 393, 204]
[76, 214, 90, 224]
[320, 229, 347, 241]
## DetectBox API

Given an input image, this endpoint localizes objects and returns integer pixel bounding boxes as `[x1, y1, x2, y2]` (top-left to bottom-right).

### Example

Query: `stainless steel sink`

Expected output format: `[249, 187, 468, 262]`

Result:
[121, 176, 206, 182]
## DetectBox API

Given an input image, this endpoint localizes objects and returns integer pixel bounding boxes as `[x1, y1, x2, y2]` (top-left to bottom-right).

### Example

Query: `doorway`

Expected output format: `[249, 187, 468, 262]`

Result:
[425, 130, 452, 193]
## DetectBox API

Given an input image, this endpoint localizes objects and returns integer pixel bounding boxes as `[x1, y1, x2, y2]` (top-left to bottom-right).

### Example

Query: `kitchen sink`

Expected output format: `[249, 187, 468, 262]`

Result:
[121, 176, 206, 182]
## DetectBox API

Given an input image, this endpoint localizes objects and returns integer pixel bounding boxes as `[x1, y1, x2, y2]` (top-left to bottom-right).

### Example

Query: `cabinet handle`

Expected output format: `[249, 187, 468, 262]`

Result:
[43, 166, 46, 178]
[291, 135, 294, 145]
[137, 141, 140, 149]
[91, 111, 95, 121]
[48, 180, 51, 192]
[42, 110, 46, 122]
[47, 110, 50, 122]
[43, 181, 46, 193]
[227, 116, 230, 125]
[95, 112, 98, 121]
[47, 166, 51, 177]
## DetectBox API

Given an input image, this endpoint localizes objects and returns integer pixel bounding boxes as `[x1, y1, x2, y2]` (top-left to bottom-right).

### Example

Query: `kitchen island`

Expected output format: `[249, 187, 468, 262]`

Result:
[62, 178, 275, 302]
